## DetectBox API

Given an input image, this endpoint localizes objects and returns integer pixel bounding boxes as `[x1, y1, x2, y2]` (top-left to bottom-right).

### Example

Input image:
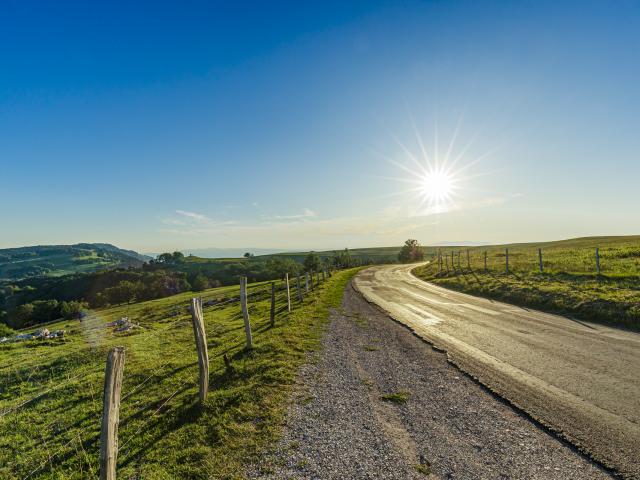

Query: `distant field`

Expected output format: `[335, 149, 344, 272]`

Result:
[260, 246, 405, 264]
[414, 235, 640, 330]
[0, 268, 359, 479]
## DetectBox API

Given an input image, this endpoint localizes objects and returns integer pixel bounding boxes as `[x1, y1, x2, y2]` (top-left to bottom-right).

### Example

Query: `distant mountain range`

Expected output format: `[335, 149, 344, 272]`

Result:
[0, 243, 150, 282]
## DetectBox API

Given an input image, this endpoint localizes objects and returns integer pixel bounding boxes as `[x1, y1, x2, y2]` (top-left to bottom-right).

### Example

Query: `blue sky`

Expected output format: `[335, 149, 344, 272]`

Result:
[1, 0, 639, 252]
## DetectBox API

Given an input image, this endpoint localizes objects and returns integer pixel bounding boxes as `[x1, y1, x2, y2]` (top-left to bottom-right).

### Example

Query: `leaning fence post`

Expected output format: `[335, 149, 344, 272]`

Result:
[100, 346, 125, 480]
[190, 298, 209, 404]
[538, 248, 543, 273]
[505, 248, 510, 273]
[285, 273, 291, 312]
[467, 250, 471, 269]
[484, 251, 487, 272]
[296, 275, 303, 302]
[270, 282, 276, 326]
[240, 277, 253, 349]
[596, 247, 601, 274]
[305, 273, 310, 292]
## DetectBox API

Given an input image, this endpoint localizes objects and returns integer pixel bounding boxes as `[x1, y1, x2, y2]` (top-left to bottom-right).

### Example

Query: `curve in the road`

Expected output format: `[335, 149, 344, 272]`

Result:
[354, 264, 640, 479]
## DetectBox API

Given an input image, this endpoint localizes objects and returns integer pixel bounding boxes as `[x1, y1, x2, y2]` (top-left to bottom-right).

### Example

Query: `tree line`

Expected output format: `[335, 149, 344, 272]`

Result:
[0, 245, 404, 330]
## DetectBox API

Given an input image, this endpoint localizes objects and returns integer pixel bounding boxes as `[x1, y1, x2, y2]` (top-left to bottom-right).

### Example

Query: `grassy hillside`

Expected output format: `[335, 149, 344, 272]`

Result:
[0, 244, 149, 281]
[0, 268, 359, 479]
[414, 235, 640, 330]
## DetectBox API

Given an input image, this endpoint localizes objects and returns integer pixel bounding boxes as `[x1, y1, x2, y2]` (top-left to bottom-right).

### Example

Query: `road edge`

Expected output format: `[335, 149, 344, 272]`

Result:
[351, 268, 621, 479]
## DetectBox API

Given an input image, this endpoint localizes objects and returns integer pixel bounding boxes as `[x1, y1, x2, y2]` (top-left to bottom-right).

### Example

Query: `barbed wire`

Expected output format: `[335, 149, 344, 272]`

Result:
[1, 367, 103, 418]
[118, 377, 192, 453]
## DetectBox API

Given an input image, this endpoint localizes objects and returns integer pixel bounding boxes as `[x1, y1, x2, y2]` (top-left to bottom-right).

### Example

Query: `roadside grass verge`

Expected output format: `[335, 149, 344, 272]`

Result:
[414, 262, 640, 331]
[0, 268, 359, 479]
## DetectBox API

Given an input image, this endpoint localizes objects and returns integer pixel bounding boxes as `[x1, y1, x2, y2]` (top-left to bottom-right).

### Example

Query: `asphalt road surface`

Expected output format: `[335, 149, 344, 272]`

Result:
[354, 264, 640, 479]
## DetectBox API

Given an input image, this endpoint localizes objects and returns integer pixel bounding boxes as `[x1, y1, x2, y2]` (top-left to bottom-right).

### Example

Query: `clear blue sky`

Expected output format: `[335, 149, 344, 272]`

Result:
[1, 0, 639, 252]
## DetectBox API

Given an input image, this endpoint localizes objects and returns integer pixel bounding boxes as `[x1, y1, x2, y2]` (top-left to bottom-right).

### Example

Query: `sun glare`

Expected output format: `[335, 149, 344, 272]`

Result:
[421, 170, 453, 202]
[378, 116, 492, 216]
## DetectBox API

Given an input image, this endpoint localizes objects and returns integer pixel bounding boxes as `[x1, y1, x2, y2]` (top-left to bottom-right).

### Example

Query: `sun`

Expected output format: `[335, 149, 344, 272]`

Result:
[421, 170, 453, 203]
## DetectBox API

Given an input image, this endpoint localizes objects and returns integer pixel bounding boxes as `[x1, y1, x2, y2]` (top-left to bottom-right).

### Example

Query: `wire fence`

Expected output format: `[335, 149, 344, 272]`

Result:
[431, 244, 640, 278]
[1, 268, 336, 479]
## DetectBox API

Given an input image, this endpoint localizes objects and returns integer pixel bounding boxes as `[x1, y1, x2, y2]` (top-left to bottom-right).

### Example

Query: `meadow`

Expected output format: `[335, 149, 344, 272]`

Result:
[0, 268, 359, 479]
[414, 236, 640, 330]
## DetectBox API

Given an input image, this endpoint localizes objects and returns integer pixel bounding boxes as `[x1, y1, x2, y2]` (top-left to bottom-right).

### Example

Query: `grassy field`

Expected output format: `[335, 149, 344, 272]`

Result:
[414, 236, 640, 330]
[0, 268, 359, 479]
[261, 246, 406, 264]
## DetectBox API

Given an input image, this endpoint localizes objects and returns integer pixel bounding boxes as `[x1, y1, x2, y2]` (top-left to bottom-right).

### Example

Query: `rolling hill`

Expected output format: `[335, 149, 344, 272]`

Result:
[0, 243, 150, 281]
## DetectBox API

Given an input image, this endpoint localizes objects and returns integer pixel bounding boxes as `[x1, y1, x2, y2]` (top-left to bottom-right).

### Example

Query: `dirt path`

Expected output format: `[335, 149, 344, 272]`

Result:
[354, 264, 640, 479]
[249, 282, 611, 479]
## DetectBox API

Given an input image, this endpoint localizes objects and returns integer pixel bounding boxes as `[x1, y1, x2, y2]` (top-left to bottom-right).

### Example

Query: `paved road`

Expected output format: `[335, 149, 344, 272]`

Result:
[354, 264, 640, 479]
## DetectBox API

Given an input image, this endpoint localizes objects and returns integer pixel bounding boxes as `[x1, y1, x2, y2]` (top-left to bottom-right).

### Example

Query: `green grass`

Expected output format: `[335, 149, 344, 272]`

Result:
[414, 236, 640, 330]
[0, 268, 360, 479]
[379, 391, 410, 404]
[260, 246, 409, 264]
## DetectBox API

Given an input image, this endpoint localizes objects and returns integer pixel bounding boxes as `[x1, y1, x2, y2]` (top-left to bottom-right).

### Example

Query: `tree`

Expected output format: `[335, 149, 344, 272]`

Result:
[32, 300, 60, 322]
[103, 281, 139, 305]
[304, 252, 321, 272]
[156, 253, 174, 264]
[60, 300, 88, 319]
[9, 303, 35, 328]
[243, 252, 253, 258]
[398, 239, 424, 263]
[192, 273, 209, 292]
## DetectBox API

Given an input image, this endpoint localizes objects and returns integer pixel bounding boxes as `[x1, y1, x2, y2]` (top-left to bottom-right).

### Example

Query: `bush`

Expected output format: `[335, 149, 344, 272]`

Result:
[60, 300, 88, 319]
[0, 322, 15, 337]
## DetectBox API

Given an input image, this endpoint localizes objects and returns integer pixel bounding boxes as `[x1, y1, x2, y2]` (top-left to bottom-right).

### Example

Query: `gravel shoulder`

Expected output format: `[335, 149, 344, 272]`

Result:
[248, 281, 612, 479]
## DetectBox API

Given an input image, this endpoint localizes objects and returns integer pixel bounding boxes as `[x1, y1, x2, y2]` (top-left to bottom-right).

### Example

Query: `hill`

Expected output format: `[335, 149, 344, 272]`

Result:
[0, 268, 358, 479]
[0, 243, 150, 281]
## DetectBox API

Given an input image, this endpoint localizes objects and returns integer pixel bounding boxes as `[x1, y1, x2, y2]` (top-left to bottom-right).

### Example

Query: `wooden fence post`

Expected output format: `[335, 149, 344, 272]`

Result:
[240, 277, 253, 349]
[189, 298, 209, 404]
[484, 251, 487, 272]
[457, 251, 462, 270]
[505, 248, 509, 273]
[451, 251, 455, 272]
[285, 273, 291, 312]
[538, 248, 543, 273]
[596, 247, 601, 274]
[270, 282, 276, 326]
[445, 253, 449, 273]
[322, 269, 326, 282]
[100, 347, 125, 480]
[296, 275, 303, 302]
[305, 273, 310, 293]
[467, 250, 471, 269]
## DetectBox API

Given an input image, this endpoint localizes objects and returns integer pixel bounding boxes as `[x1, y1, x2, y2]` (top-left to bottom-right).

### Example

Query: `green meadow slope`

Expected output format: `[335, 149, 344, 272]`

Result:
[414, 235, 640, 330]
[0, 268, 359, 479]
[0, 244, 149, 281]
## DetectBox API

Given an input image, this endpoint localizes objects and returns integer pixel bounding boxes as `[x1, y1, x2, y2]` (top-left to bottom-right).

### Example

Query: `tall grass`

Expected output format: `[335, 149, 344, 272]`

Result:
[415, 236, 640, 330]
